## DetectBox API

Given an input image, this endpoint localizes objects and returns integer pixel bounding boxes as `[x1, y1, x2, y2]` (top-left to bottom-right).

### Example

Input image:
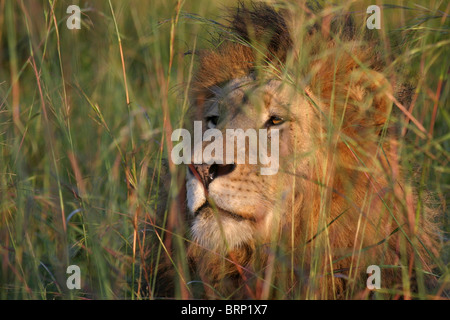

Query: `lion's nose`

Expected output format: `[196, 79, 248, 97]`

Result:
[209, 164, 236, 181]
[190, 163, 236, 188]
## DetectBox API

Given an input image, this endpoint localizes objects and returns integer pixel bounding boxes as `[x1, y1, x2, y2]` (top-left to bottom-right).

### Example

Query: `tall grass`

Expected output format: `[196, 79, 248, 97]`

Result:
[0, 0, 448, 299]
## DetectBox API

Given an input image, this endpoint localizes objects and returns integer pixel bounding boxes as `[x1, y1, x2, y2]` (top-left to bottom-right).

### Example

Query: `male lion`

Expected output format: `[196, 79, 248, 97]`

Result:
[151, 2, 442, 299]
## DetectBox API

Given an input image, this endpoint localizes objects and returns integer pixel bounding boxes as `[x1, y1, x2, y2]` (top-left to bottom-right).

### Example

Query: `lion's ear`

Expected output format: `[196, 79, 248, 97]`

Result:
[228, 2, 292, 63]
[347, 68, 393, 130]
[310, 48, 393, 133]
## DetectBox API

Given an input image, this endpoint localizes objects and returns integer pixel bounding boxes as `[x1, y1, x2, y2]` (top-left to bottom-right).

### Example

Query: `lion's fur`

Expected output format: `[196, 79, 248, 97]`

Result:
[150, 2, 442, 299]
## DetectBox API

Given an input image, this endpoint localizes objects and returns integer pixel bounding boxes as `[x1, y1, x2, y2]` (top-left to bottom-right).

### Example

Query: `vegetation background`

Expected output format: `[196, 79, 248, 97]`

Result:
[0, 0, 448, 299]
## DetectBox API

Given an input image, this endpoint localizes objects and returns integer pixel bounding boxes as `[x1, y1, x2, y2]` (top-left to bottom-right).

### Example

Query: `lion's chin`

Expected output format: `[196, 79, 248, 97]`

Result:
[195, 203, 254, 222]
[191, 205, 255, 252]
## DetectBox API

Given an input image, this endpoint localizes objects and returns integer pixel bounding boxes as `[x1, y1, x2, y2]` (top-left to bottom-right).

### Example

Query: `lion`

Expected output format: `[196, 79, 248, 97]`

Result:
[148, 2, 443, 300]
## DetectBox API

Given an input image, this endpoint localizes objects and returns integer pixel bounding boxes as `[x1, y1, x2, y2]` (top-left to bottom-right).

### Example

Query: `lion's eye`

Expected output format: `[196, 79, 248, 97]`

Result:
[266, 116, 285, 127]
[206, 116, 219, 129]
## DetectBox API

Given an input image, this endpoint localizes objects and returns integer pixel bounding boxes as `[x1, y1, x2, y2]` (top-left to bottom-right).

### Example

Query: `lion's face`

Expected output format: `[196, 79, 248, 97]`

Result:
[173, 3, 440, 300]
[186, 75, 314, 252]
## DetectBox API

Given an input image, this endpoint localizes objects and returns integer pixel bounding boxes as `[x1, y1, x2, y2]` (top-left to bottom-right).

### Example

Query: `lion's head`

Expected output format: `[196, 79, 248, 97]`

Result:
[183, 3, 440, 299]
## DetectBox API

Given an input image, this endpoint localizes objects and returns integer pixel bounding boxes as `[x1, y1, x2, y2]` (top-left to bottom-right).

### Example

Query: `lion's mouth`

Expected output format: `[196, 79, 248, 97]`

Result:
[195, 202, 253, 222]
[187, 165, 257, 222]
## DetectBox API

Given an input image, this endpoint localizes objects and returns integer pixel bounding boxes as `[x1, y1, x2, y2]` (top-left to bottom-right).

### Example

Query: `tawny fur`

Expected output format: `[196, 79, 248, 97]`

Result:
[151, 2, 442, 299]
